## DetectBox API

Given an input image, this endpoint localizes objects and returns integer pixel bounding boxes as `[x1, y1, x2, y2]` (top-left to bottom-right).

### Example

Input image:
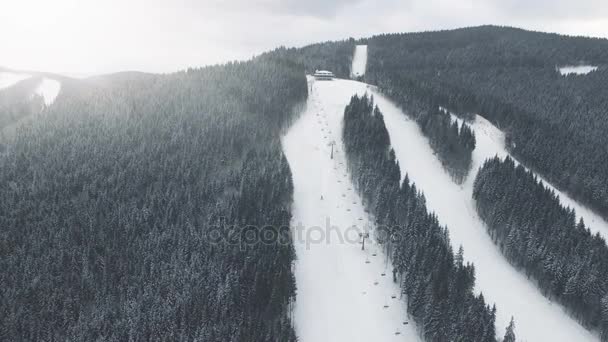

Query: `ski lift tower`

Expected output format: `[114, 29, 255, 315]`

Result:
[329, 140, 336, 159]
[359, 232, 370, 251]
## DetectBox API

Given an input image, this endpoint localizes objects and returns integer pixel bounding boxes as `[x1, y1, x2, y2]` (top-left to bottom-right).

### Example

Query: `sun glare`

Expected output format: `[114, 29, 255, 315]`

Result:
[0, 0, 81, 72]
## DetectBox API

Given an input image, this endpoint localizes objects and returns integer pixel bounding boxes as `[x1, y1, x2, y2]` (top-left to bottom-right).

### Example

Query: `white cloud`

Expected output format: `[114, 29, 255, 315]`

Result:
[0, 0, 606, 75]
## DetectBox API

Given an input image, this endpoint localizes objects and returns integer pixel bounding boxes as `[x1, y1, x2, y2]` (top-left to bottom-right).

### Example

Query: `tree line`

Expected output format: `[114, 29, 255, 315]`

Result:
[260, 39, 356, 79]
[473, 156, 608, 340]
[342, 94, 505, 341]
[0, 57, 307, 341]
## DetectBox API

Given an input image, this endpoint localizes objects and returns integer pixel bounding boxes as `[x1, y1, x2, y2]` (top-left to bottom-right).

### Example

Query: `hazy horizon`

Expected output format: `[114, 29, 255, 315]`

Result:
[2, 0, 607, 75]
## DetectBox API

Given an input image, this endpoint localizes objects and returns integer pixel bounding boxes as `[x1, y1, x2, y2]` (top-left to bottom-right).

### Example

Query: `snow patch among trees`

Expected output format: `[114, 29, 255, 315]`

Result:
[351, 45, 368, 78]
[558, 65, 598, 75]
[35, 78, 61, 106]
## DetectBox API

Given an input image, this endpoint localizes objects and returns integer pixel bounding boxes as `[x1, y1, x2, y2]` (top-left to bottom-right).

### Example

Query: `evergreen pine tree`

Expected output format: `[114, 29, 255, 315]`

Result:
[503, 317, 516, 342]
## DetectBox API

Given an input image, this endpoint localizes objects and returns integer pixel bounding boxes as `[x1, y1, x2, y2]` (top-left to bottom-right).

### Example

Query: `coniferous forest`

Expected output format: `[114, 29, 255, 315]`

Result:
[473, 157, 608, 339]
[0, 57, 307, 341]
[343, 94, 498, 342]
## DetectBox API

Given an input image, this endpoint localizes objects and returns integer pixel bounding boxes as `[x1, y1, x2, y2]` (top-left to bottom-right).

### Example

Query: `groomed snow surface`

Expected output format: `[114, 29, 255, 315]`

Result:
[558, 65, 598, 75]
[35, 78, 61, 106]
[375, 92, 599, 341]
[351, 45, 368, 78]
[283, 78, 422, 342]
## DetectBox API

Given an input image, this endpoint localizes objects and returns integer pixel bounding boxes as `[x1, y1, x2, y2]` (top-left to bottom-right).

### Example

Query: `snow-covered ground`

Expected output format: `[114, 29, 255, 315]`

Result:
[446, 110, 608, 243]
[283, 77, 422, 342]
[374, 93, 599, 341]
[0, 71, 30, 90]
[351, 45, 368, 78]
[35, 78, 61, 106]
[558, 65, 598, 75]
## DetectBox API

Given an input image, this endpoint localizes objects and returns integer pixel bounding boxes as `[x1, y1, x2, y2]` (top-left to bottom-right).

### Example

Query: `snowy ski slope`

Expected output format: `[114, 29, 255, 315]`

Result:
[373, 92, 599, 341]
[351, 45, 368, 78]
[285, 78, 598, 341]
[35, 78, 61, 106]
[284, 45, 602, 341]
[283, 77, 422, 342]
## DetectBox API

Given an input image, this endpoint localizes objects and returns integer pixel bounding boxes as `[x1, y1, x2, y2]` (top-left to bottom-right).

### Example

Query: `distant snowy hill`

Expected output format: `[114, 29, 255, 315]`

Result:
[0, 71, 31, 90]
[0, 68, 63, 105]
[0, 69, 63, 145]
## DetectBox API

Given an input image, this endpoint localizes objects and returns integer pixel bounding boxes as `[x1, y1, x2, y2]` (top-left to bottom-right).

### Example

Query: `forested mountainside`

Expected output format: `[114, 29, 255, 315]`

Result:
[262, 39, 356, 78]
[473, 157, 608, 339]
[342, 94, 500, 342]
[364, 25, 608, 219]
[0, 76, 45, 130]
[0, 57, 307, 341]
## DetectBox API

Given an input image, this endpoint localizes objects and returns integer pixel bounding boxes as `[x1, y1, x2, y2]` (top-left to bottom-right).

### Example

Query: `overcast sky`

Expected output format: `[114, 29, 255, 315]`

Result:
[1, 0, 607, 75]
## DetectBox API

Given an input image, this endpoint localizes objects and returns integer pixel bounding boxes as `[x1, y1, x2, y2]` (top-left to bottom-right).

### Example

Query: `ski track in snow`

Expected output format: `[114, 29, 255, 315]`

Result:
[351, 45, 368, 78]
[0, 71, 30, 90]
[283, 77, 422, 342]
[374, 92, 599, 341]
[446, 110, 608, 244]
[35, 78, 61, 106]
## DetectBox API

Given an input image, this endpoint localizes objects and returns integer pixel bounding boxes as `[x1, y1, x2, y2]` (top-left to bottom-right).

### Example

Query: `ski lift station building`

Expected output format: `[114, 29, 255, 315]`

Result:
[313, 70, 335, 80]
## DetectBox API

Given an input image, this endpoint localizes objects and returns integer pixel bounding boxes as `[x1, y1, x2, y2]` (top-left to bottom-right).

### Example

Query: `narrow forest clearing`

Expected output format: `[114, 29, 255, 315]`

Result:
[351, 45, 368, 78]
